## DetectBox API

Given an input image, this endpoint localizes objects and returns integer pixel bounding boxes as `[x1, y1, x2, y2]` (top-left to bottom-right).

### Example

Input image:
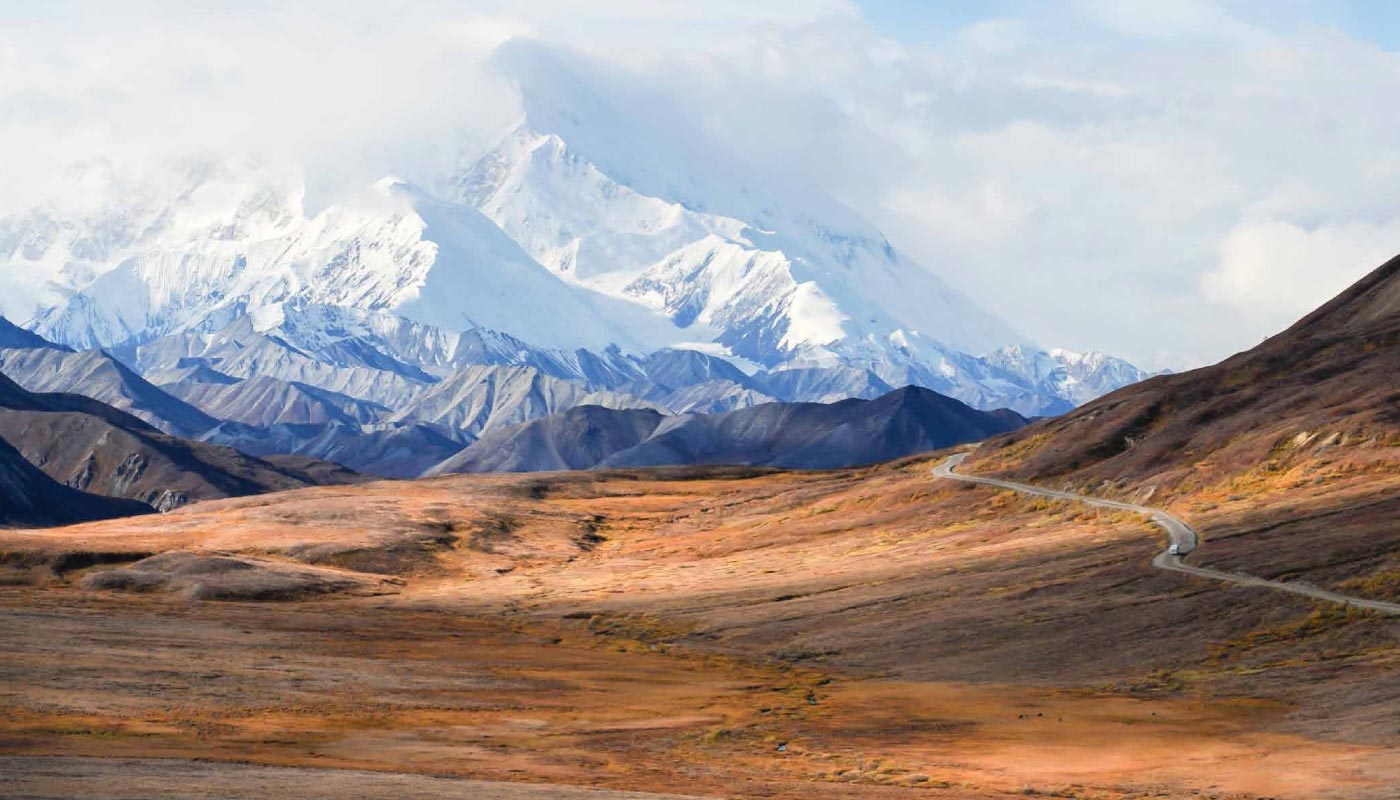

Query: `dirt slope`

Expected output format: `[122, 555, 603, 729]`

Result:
[972, 253, 1400, 499]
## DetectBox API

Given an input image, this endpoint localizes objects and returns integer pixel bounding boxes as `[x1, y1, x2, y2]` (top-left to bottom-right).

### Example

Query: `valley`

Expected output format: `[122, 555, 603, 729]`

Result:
[4, 445, 1400, 798]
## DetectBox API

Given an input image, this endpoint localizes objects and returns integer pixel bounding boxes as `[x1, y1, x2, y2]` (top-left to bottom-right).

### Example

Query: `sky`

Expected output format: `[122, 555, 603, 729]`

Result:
[2, 0, 1399, 370]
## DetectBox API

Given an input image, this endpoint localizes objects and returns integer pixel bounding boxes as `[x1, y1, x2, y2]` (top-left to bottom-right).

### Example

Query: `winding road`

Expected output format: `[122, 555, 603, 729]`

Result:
[934, 452, 1400, 615]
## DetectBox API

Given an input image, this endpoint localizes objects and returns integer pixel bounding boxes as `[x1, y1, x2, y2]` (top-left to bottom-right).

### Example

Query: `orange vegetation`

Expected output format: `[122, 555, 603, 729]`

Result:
[4, 456, 1399, 798]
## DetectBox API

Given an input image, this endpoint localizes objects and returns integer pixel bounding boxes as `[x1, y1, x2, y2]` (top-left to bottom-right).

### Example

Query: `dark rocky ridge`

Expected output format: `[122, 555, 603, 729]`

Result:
[0, 433, 151, 527]
[432, 386, 1027, 474]
[0, 372, 359, 514]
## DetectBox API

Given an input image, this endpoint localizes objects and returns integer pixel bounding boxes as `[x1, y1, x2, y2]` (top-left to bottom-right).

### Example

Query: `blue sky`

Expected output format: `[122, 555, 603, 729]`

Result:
[860, 0, 1400, 49]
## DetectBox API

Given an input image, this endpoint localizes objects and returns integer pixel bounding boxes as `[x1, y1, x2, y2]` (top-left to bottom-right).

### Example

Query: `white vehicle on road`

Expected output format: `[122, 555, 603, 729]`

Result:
[1168, 544, 1182, 556]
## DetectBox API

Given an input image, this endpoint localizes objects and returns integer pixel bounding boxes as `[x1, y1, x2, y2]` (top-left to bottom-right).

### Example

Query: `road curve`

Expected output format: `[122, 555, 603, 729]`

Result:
[934, 452, 1400, 615]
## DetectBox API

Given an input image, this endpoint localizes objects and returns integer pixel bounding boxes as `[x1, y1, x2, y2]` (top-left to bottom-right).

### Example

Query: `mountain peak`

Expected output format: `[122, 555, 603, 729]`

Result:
[0, 44, 1150, 423]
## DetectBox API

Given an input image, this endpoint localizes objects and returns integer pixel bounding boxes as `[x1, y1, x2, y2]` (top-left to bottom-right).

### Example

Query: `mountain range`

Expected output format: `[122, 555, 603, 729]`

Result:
[0, 367, 356, 524]
[0, 42, 1148, 444]
[0, 310, 1028, 485]
[0, 39, 1158, 504]
[432, 386, 1026, 474]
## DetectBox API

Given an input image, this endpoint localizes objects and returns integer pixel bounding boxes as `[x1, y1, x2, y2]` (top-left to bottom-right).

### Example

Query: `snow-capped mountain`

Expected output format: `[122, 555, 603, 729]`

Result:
[25, 164, 676, 355]
[1045, 348, 1163, 406]
[1, 147, 1148, 416]
[25, 130, 1024, 383]
[0, 162, 176, 323]
[2, 142, 1131, 415]
[0, 38, 1156, 477]
[455, 122, 1022, 367]
[982, 346, 1158, 413]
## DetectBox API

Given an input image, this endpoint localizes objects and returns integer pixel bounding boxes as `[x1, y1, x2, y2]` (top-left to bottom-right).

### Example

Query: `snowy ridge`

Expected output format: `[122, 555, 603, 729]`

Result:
[6, 125, 1141, 420]
[27, 170, 684, 355]
[455, 122, 1022, 365]
[985, 345, 1156, 411]
[0, 38, 1158, 483]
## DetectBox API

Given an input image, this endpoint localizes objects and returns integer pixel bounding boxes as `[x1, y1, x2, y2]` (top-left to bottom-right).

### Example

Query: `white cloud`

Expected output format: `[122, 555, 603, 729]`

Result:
[0, 5, 531, 215]
[823, 10, 1400, 369]
[1204, 219, 1399, 320]
[0, 1, 860, 216]
[957, 19, 1027, 55]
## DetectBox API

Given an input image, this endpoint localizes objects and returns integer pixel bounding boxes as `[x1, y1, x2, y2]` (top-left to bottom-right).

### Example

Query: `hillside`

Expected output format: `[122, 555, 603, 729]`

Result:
[957, 255, 1400, 608]
[0, 434, 150, 527]
[0, 372, 359, 511]
[430, 386, 1027, 474]
[972, 254, 1400, 496]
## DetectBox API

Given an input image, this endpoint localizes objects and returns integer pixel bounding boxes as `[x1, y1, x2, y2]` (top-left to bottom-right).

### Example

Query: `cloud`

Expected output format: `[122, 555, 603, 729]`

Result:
[0, 1, 862, 217]
[807, 7, 1400, 369]
[1073, 0, 1254, 41]
[0, 4, 537, 215]
[957, 19, 1027, 55]
[1204, 219, 1400, 321]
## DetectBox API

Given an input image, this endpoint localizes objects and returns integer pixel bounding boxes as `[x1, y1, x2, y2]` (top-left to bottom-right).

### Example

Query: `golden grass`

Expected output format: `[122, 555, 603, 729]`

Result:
[5, 459, 1400, 798]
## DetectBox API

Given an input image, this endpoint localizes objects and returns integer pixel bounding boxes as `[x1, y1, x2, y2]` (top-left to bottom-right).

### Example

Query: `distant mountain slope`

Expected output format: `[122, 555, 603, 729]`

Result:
[974, 253, 1400, 495]
[981, 346, 1155, 412]
[432, 386, 1026, 474]
[0, 346, 216, 438]
[164, 375, 390, 428]
[202, 420, 461, 479]
[0, 433, 150, 527]
[387, 364, 655, 438]
[637, 348, 761, 393]
[0, 315, 67, 352]
[651, 380, 775, 414]
[756, 366, 894, 404]
[610, 387, 1028, 470]
[431, 406, 666, 474]
[0, 372, 356, 511]
[124, 314, 436, 409]
[144, 362, 241, 387]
